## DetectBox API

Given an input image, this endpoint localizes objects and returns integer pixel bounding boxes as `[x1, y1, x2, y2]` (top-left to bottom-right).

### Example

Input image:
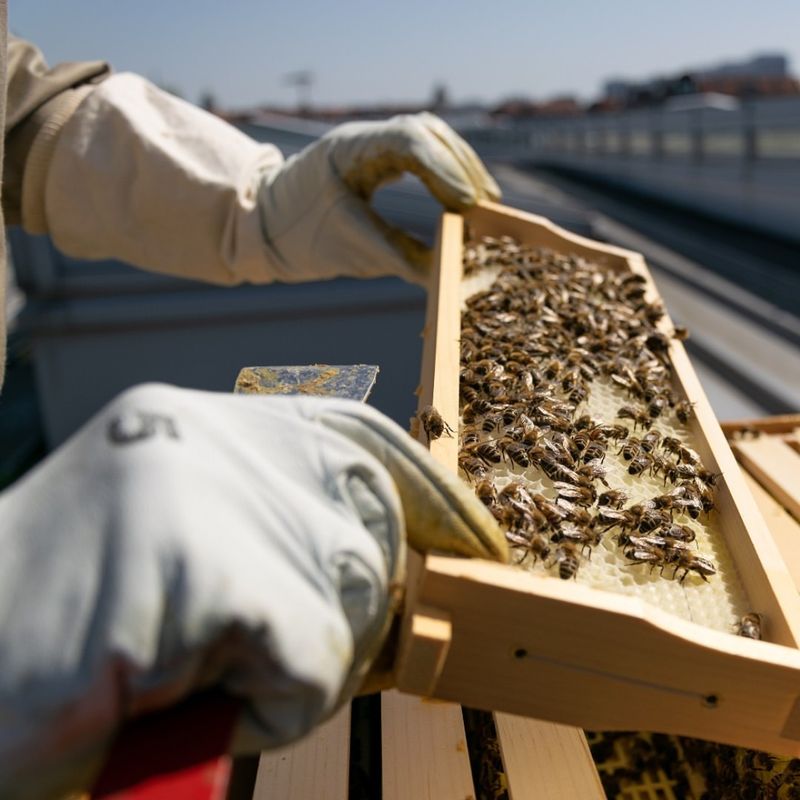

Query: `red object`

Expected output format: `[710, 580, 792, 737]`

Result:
[91, 691, 242, 800]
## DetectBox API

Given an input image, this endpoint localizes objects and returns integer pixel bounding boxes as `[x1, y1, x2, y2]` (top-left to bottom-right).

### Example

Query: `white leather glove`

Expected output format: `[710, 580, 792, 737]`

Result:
[33, 74, 499, 287]
[0, 384, 506, 799]
[258, 112, 501, 284]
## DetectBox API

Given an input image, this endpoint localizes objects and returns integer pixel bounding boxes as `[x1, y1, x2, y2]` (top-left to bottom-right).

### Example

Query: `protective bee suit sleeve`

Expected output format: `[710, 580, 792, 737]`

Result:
[13, 69, 498, 287]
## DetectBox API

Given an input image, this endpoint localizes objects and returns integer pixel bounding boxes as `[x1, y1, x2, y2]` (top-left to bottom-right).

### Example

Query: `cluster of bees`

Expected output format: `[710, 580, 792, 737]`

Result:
[454, 234, 722, 587]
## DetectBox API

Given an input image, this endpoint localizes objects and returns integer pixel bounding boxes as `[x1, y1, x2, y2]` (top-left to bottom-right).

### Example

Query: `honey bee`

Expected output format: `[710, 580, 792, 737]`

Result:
[660, 522, 697, 543]
[675, 400, 694, 425]
[569, 386, 589, 406]
[419, 405, 455, 443]
[620, 437, 642, 461]
[628, 452, 655, 476]
[471, 441, 503, 465]
[473, 359, 504, 379]
[560, 368, 583, 393]
[499, 440, 531, 468]
[553, 481, 596, 506]
[596, 506, 637, 531]
[696, 483, 716, 514]
[640, 430, 661, 452]
[670, 550, 717, 583]
[458, 454, 487, 482]
[617, 405, 653, 430]
[661, 462, 699, 485]
[672, 326, 690, 341]
[651, 487, 702, 519]
[544, 360, 562, 380]
[553, 523, 599, 556]
[532, 494, 570, 527]
[509, 531, 551, 565]
[480, 412, 502, 434]
[610, 369, 645, 399]
[540, 455, 582, 485]
[461, 427, 481, 448]
[502, 406, 520, 426]
[623, 504, 670, 533]
[592, 424, 628, 442]
[624, 545, 666, 572]
[474, 479, 497, 507]
[463, 398, 494, 418]
[552, 543, 580, 580]
[460, 385, 480, 404]
[597, 489, 628, 509]
[576, 461, 610, 487]
[737, 612, 763, 640]
[498, 480, 532, 503]
[491, 504, 521, 530]
[581, 440, 607, 463]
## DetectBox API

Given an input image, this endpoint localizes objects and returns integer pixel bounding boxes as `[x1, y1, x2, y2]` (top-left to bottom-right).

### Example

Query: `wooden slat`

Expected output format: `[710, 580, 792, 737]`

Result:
[252, 705, 351, 800]
[742, 472, 800, 594]
[494, 715, 605, 800]
[785, 429, 800, 455]
[734, 437, 800, 524]
[414, 553, 800, 754]
[721, 414, 800, 437]
[381, 213, 476, 800]
[381, 691, 474, 800]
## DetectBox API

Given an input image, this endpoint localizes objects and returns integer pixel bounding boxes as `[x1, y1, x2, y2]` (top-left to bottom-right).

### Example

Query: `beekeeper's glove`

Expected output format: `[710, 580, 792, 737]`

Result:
[23, 73, 499, 287]
[257, 112, 501, 284]
[0, 383, 506, 799]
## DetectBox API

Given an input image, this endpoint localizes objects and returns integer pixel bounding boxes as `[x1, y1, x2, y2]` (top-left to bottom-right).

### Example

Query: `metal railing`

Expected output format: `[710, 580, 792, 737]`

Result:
[464, 95, 800, 164]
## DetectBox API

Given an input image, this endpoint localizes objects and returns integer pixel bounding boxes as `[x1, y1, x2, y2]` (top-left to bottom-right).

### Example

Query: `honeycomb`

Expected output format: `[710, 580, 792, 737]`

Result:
[459, 263, 751, 636]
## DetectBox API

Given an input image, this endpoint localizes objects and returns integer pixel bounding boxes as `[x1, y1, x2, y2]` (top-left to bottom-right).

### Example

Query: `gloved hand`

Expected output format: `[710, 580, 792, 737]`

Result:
[258, 112, 501, 284]
[31, 74, 499, 287]
[0, 383, 506, 799]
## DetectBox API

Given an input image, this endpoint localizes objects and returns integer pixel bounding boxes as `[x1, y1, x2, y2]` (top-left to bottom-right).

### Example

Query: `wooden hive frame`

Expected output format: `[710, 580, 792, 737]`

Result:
[249, 215, 800, 800]
[395, 201, 800, 758]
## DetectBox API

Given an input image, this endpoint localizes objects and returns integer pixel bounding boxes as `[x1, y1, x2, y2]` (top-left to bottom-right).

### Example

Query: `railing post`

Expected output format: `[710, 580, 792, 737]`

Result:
[651, 109, 663, 160]
[743, 100, 758, 163]
[691, 108, 704, 163]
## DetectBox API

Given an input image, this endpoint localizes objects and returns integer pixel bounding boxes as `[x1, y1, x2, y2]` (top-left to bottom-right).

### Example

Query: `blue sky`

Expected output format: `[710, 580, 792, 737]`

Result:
[10, 1, 800, 108]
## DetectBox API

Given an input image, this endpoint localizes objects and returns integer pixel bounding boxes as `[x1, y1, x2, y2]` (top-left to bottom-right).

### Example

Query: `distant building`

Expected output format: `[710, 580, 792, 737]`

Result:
[697, 54, 788, 80]
[600, 53, 799, 109]
[491, 95, 582, 121]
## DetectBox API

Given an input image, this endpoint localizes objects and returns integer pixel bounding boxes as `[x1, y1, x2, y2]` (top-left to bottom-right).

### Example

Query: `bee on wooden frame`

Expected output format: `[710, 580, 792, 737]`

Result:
[418, 405, 454, 443]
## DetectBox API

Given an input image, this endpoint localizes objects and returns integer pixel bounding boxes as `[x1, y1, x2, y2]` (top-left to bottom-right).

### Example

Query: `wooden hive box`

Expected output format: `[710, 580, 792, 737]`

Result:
[394, 201, 800, 759]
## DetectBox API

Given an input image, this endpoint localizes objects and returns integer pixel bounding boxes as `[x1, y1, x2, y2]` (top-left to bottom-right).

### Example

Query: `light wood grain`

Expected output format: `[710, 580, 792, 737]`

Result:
[381, 691, 474, 800]
[381, 215, 476, 800]
[720, 414, 800, 436]
[252, 705, 351, 800]
[494, 714, 605, 800]
[414, 553, 800, 755]
[742, 472, 800, 594]
[394, 606, 452, 698]
[410, 206, 603, 797]
[397, 201, 800, 759]
[734, 437, 800, 524]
